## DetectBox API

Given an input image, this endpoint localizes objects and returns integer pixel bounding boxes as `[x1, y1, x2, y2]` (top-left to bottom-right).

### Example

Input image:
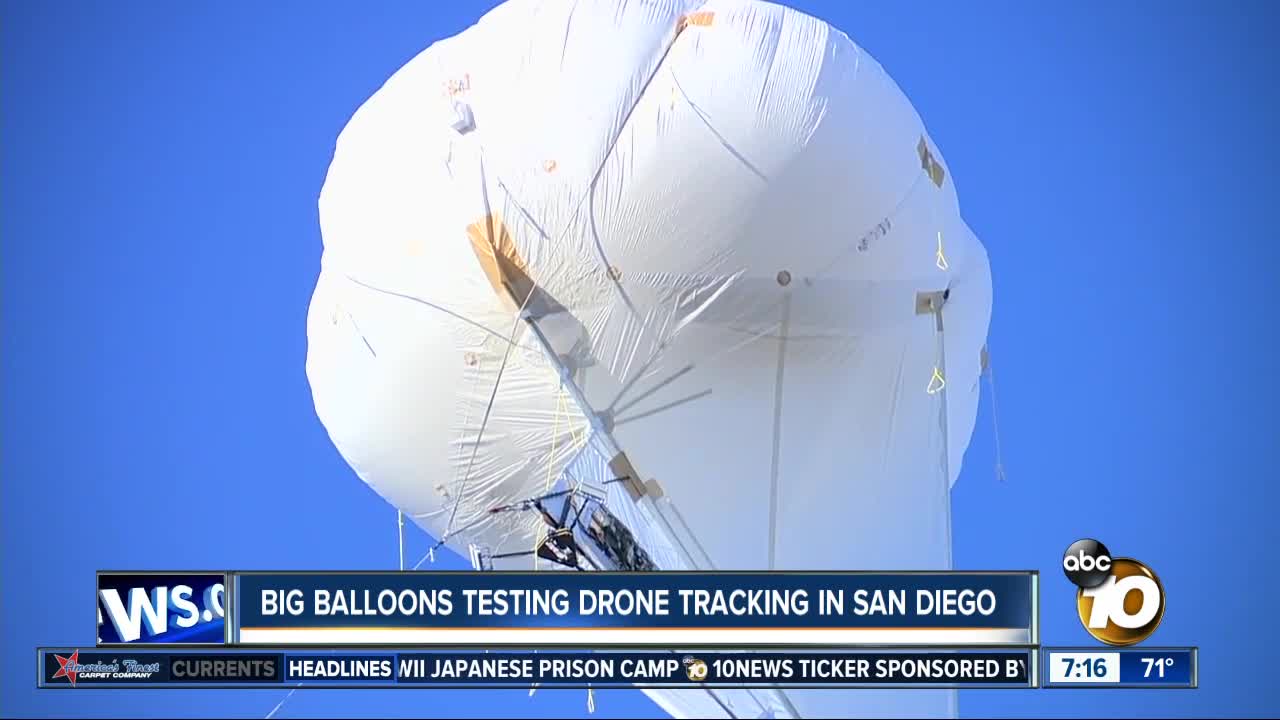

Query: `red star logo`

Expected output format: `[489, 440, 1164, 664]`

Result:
[52, 650, 80, 686]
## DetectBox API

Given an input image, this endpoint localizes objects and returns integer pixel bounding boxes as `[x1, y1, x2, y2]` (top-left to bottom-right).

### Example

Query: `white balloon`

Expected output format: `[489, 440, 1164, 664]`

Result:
[307, 1, 992, 717]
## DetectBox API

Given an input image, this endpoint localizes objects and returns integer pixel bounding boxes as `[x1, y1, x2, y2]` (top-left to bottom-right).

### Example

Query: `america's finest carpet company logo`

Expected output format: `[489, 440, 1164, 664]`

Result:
[49, 650, 162, 686]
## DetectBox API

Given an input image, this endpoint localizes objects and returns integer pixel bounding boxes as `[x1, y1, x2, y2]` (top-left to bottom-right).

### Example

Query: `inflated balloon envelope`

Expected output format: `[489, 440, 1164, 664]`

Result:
[306, 0, 993, 717]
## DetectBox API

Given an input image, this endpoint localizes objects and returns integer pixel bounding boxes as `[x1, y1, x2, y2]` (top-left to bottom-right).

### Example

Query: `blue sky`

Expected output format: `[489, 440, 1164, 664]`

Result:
[3, 0, 1278, 717]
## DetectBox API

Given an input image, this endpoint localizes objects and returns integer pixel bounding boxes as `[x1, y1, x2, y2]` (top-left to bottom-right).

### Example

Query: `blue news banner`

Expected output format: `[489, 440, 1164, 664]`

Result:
[228, 571, 1038, 646]
[68, 571, 1042, 689]
[93, 571, 1036, 648]
[61, 571, 1197, 690]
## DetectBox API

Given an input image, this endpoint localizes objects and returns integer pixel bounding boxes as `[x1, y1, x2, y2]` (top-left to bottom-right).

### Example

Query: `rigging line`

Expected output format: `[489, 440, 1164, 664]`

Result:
[932, 302, 954, 571]
[439, 157, 544, 547]
[602, 262, 741, 413]
[605, 269, 765, 419]
[926, 154, 950, 274]
[260, 647, 342, 719]
[568, 393, 587, 474]
[537, 389, 586, 568]
[605, 343, 672, 411]
[342, 309, 376, 357]
[671, 71, 767, 183]
[659, 491, 717, 571]
[411, 550, 431, 571]
[937, 335, 953, 570]
[489, 549, 537, 561]
[440, 310, 519, 543]
[261, 642, 347, 719]
[518, 287, 714, 576]
[920, 134, 952, 271]
[568, 437, 588, 494]
[343, 274, 528, 349]
[612, 389, 713, 426]
[651, 649, 746, 719]
[767, 293, 791, 571]
[264, 684, 301, 719]
[440, 304, 529, 544]
[811, 171, 925, 282]
[568, 17, 700, 323]
[545, 391, 566, 493]
[447, 352, 484, 516]
[570, 493, 589, 530]
[769, 687, 802, 720]
[418, 508, 503, 561]
[612, 363, 694, 416]
[986, 350, 1007, 482]
[602, 323, 683, 413]
[732, 669, 795, 720]
[609, 301, 784, 424]
[536, 392, 577, 569]
[397, 510, 404, 571]
[925, 172, 955, 571]
[702, 686, 740, 719]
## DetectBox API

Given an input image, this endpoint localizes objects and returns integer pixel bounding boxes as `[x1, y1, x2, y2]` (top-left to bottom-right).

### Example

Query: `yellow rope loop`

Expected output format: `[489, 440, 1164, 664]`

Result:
[935, 230, 949, 271]
[570, 398, 586, 452]
[926, 367, 946, 395]
[544, 391, 568, 493]
[537, 391, 577, 569]
[567, 399, 589, 492]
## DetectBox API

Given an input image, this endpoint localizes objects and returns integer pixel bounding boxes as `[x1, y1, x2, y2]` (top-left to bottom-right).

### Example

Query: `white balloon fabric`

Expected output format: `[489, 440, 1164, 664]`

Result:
[306, 1, 992, 717]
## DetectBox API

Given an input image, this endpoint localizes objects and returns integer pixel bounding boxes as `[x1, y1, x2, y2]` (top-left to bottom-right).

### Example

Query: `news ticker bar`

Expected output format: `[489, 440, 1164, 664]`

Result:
[40, 645, 1198, 691]
[41, 648, 1036, 689]
[39, 647, 1200, 690]
[97, 571, 1037, 648]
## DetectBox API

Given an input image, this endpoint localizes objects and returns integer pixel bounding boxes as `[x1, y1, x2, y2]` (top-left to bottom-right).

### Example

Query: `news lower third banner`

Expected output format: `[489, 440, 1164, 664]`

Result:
[97, 571, 1036, 647]
[40, 648, 1037, 689]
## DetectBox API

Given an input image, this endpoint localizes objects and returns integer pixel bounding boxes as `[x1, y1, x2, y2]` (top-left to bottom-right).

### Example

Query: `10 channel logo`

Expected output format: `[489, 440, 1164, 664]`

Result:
[1062, 539, 1165, 646]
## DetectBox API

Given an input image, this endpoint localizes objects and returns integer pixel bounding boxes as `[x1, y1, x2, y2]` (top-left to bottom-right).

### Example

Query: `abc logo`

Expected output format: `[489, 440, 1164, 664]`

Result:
[1062, 539, 1165, 646]
[684, 657, 708, 682]
[1062, 538, 1113, 588]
